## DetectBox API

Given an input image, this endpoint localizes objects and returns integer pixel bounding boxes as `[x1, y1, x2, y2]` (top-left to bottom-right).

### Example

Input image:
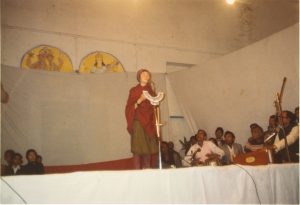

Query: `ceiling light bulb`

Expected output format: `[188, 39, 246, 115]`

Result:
[226, 0, 235, 5]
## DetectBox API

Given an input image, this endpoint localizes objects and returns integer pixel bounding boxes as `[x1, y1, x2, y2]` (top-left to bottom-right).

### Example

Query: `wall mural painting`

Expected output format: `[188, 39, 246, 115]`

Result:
[21, 45, 73, 72]
[79, 51, 125, 74]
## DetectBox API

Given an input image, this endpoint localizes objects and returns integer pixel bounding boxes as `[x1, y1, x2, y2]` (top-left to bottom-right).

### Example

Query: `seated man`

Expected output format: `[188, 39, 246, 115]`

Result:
[267, 115, 278, 134]
[264, 115, 278, 145]
[183, 129, 224, 166]
[295, 107, 299, 124]
[244, 124, 264, 152]
[221, 131, 244, 165]
[5, 153, 24, 176]
[214, 127, 225, 147]
[161, 141, 182, 168]
[273, 110, 299, 163]
[167, 141, 182, 168]
[2, 149, 15, 176]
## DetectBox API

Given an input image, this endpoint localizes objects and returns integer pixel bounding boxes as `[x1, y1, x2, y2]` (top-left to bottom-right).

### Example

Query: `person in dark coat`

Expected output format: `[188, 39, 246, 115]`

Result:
[22, 149, 44, 175]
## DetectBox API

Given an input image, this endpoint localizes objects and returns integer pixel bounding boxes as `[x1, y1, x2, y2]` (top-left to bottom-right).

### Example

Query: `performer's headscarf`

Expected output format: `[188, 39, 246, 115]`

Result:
[136, 69, 151, 82]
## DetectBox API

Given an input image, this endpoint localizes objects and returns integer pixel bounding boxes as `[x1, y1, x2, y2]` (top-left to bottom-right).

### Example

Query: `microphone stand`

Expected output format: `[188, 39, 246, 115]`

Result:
[143, 83, 164, 169]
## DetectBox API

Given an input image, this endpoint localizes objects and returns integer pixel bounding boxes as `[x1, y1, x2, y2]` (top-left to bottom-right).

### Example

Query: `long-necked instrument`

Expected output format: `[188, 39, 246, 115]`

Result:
[274, 77, 291, 162]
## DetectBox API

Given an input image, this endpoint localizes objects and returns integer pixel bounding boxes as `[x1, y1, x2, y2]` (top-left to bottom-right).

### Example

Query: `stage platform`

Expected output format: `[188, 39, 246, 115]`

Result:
[1, 163, 298, 204]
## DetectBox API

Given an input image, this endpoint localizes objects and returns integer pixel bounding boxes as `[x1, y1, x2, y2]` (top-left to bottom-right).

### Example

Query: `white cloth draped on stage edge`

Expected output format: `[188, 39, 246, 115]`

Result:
[1, 164, 299, 204]
[1, 65, 168, 166]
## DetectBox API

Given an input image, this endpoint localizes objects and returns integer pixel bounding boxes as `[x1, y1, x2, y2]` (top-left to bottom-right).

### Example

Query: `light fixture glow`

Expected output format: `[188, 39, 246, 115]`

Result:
[226, 0, 235, 5]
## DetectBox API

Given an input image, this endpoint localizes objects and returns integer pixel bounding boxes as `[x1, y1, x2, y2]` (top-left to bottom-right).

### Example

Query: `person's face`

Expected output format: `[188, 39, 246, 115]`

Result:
[38, 54, 44, 60]
[190, 138, 197, 145]
[295, 109, 299, 119]
[251, 127, 262, 139]
[4, 153, 14, 164]
[196, 131, 206, 142]
[37, 156, 42, 163]
[47, 54, 54, 62]
[224, 134, 234, 145]
[168, 142, 174, 150]
[95, 54, 103, 65]
[161, 143, 169, 153]
[281, 112, 291, 127]
[27, 151, 37, 162]
[13, 155, 22, 166]
[215, 130, 223, 139]
[139, 71, 150, 84]
[269, 118, 277, 128]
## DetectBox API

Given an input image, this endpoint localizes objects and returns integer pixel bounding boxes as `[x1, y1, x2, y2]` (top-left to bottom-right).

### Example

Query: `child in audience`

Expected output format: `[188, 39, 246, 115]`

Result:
[22, 149, 44, 175]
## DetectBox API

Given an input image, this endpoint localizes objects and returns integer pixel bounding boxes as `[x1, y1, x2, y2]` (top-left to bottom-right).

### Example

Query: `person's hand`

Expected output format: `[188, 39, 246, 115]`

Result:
[137, 93, 146, 104]
[206, 153, 219, 160]
[263, 144, 276, 150]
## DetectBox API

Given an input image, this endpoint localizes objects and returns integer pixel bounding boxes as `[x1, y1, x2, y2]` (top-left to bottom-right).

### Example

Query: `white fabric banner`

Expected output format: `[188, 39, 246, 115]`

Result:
[1, 164, 299, 204]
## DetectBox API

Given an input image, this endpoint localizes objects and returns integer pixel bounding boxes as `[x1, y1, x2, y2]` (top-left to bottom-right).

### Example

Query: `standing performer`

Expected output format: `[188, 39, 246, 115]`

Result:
[125, 69, 158, 169]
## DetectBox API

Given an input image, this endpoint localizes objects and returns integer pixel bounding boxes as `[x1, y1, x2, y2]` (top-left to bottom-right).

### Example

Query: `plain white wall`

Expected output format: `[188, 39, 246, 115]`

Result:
[168, 23, 299, 146]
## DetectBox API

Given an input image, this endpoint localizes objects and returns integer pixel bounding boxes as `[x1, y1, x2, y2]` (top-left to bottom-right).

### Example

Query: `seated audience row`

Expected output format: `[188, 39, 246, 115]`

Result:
[2, 149, 44, 176]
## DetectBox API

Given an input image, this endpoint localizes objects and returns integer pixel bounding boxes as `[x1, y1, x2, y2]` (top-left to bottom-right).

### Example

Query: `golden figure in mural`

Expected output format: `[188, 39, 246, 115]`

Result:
[90, 53, 107, 73]
[79, 51, 124, 73]
[21, 46, 73, 72]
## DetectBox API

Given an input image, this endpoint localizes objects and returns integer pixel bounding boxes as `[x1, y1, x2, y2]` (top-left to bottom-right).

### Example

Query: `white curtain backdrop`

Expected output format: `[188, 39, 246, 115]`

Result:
[1, 65, 168, 166]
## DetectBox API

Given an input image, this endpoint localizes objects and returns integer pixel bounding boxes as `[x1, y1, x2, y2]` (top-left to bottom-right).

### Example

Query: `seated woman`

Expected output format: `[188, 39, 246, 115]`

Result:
[183, 129, 224, 166]
[244, 124, 264, 153]
[221, 131, 244, 165]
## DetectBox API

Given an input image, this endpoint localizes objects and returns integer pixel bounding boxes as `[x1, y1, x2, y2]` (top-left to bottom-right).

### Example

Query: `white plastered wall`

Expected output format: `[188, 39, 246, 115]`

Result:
[168, 23, 299, 146]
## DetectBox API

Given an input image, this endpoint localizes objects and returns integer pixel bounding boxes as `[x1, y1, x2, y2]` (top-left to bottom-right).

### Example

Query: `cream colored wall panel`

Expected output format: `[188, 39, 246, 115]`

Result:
[75, 38, 137, 72]
[168, 24, 299, 146]
[2, 28, 76, 70]
[2, 0, 298, 55]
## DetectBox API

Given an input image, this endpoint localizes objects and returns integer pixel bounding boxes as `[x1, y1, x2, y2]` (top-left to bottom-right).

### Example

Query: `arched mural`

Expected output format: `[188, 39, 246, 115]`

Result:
[79, 51, 125, 73]
[21, 45, 73, 72]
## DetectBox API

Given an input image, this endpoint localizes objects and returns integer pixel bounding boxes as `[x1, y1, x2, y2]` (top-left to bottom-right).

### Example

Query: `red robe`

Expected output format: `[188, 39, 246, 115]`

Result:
[125, 84, 156, 137]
